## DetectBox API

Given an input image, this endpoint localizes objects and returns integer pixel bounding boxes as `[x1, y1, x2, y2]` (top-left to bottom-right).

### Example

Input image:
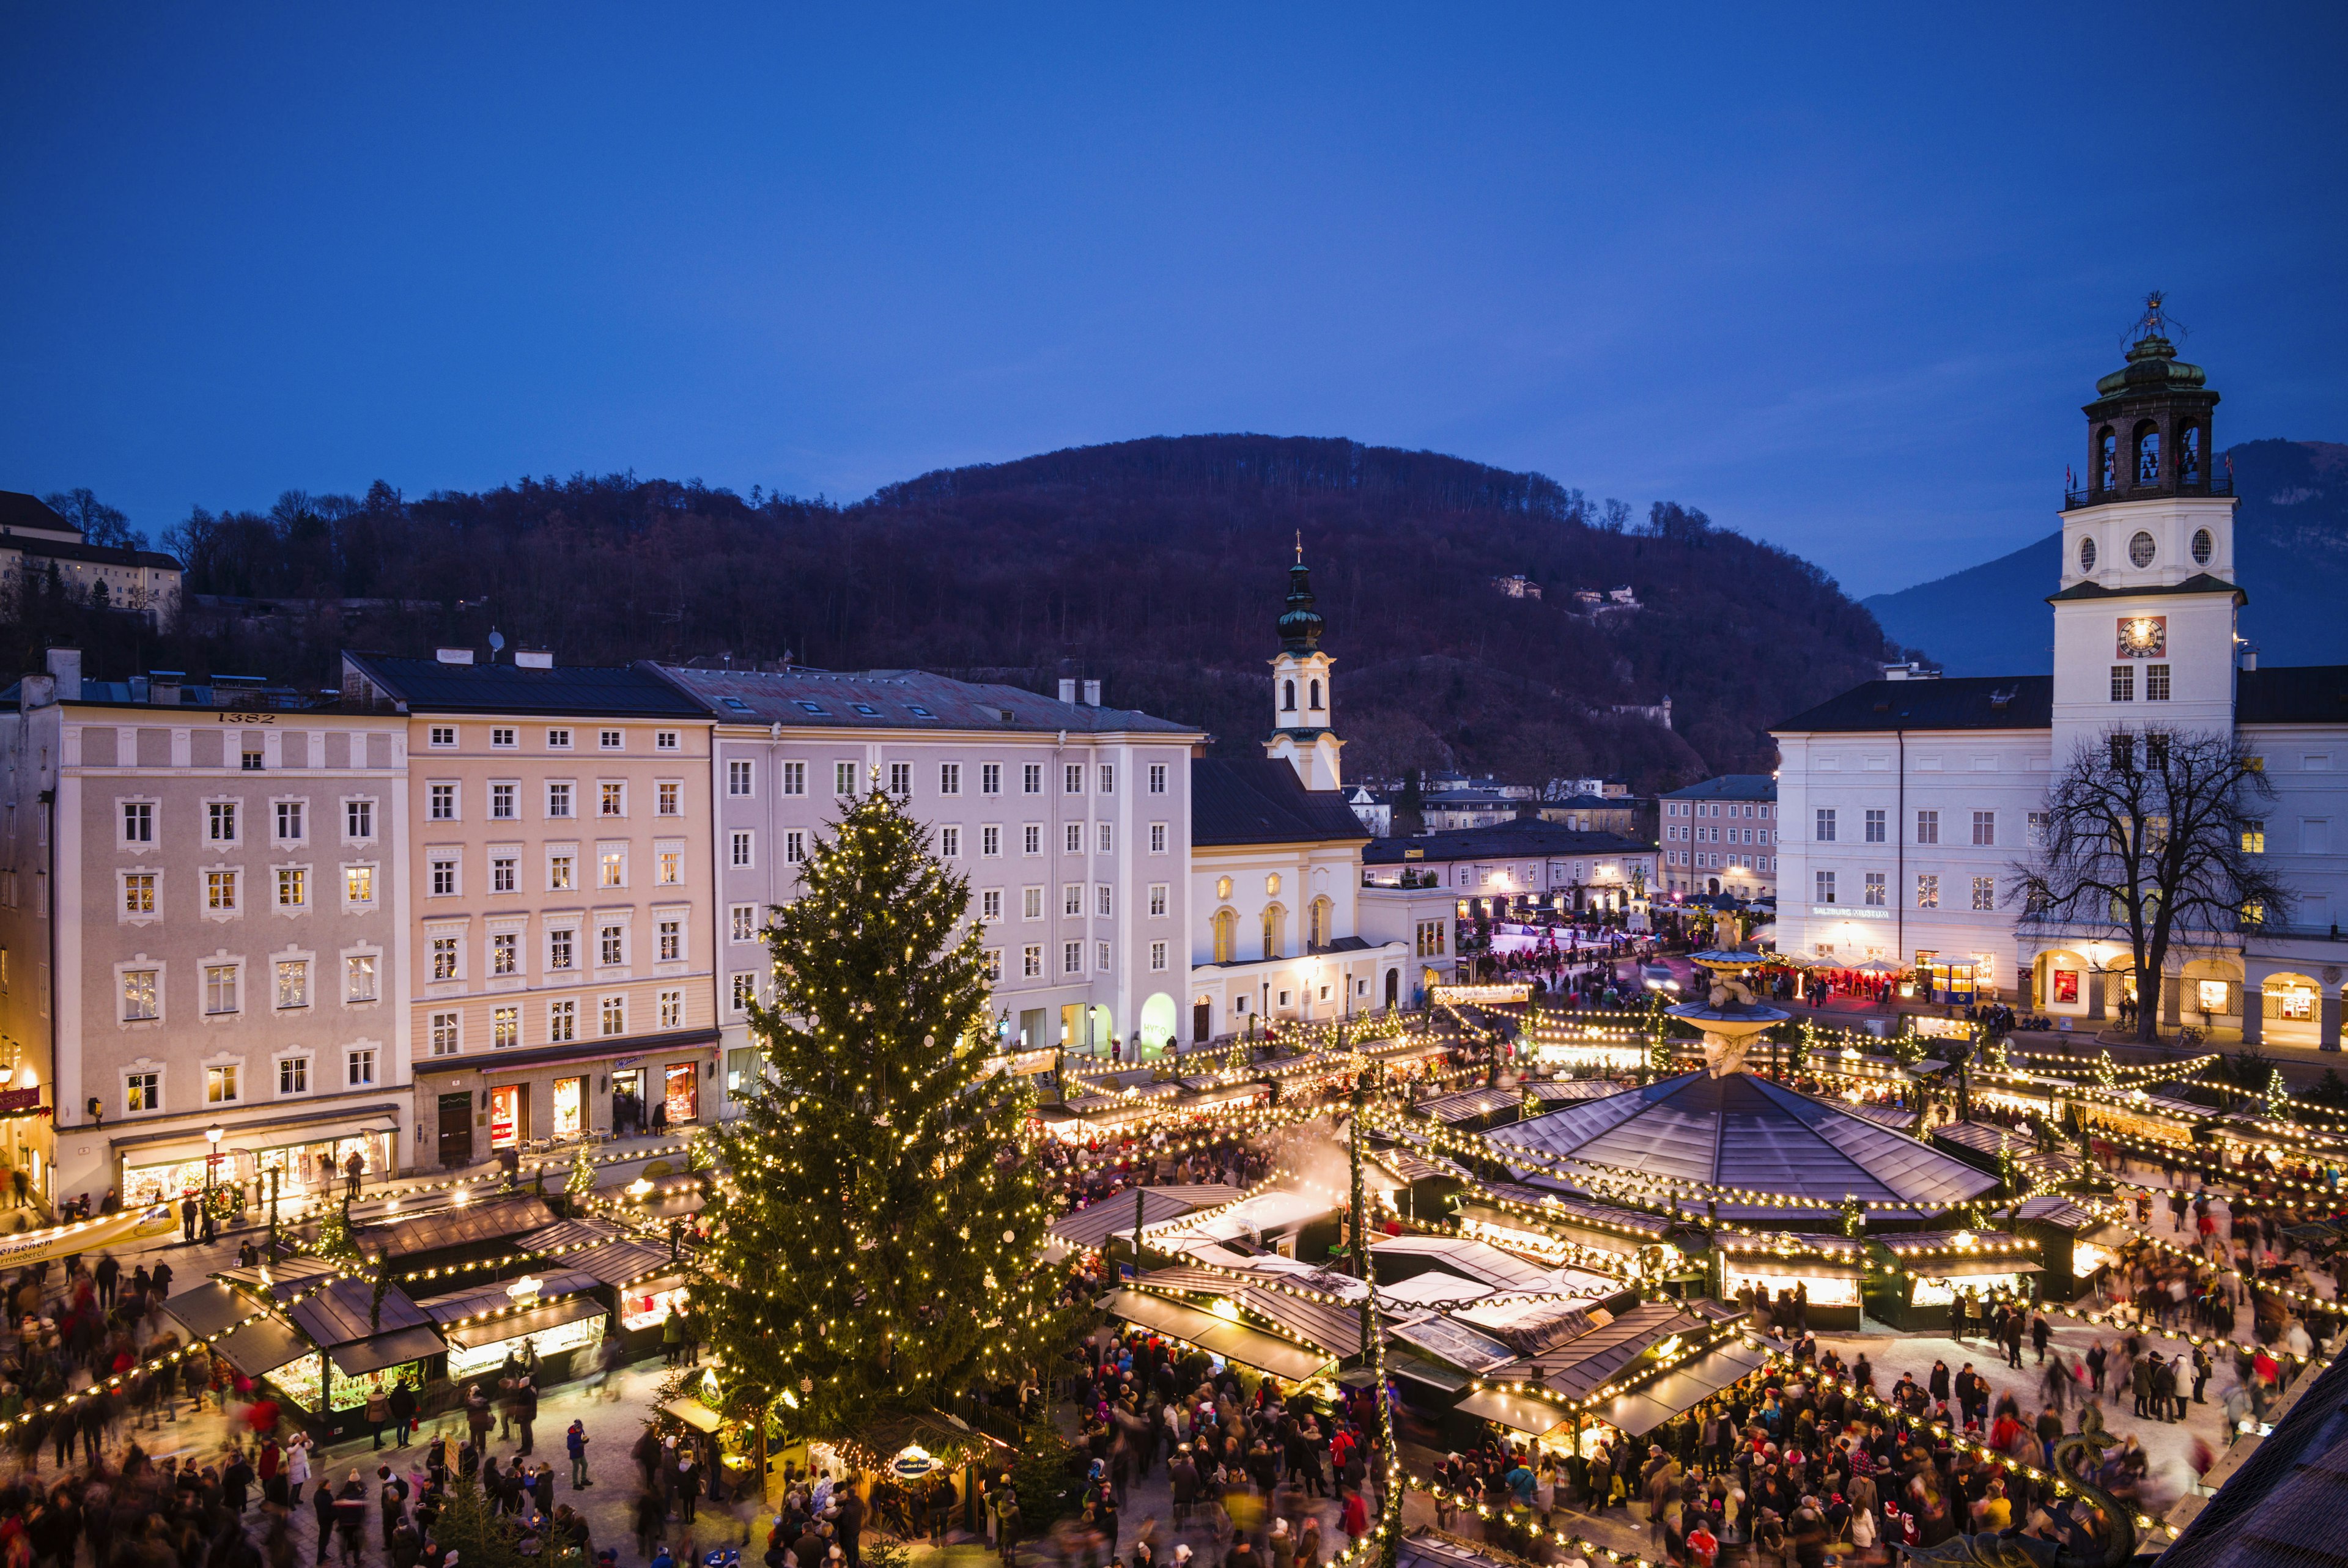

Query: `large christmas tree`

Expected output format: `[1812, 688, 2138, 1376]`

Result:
[693, 786, 1065, 1438]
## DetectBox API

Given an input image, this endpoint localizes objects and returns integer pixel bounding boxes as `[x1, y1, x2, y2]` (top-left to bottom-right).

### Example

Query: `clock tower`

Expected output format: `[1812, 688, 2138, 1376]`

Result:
[1265, 543, 1345, 791]
[2050, 296, 2242, 749]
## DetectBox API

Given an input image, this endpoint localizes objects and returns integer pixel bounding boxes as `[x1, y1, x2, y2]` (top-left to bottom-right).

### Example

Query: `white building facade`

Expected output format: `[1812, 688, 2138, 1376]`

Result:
[1776, 317, 2348, 1040]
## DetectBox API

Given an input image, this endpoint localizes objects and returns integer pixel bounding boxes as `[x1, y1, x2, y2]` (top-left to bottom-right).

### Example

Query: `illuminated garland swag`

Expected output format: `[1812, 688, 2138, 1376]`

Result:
[689, 787, 1068, 1438]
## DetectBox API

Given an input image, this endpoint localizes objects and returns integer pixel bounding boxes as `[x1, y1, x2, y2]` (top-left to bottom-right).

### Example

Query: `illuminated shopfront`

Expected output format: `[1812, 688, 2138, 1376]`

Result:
[124, 1124, 396, 1207]
[663, 1064, 700, 1126]
[270, 1350, 426, 1416]
[1909, 1270, 2035, 1308]
[1867, 1231, 2042, 1329]
[490, 1085, 523, 1149]
[552, 1076, 586, 1138]
[1715, 1239, 1865, 1330]
[621, 1275, 690, 1333]
[443, 1297, 607, 1379]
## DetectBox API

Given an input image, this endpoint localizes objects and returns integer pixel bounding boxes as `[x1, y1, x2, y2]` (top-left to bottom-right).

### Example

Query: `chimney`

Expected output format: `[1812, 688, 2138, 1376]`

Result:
[1057, 678, 1078, 704]
[435, 647, 475, 665]
[149, 671, 183, 707]
[515, 650, 554, 669]
[20, 675, 54, 711]
[45, 648, 82, 701]
[1082, 679, 1102, 707]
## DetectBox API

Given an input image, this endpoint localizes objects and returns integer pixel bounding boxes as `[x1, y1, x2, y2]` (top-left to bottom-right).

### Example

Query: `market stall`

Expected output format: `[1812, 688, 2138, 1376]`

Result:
[1866, 1229, 2043, 1331]
[279, 1275, 446, 1438]
[420, 1269, 611, 1382]
[1102, 1286, 1334, 1384]
[1712, 1230, 1866, 1331]
[2012, 1194, 2127, 1302]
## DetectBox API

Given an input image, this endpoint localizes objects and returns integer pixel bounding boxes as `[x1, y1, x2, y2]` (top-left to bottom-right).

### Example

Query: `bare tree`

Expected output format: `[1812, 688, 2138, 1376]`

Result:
[2012, 724, 2289, 1044]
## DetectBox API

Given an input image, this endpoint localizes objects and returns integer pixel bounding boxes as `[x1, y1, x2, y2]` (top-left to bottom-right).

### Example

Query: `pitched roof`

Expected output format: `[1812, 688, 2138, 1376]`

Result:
[1192, 757, 1370, 847]
[0, 491, 72, 535]
[2158, 1349, 2348, 1568]
[652, 664, 1197, 736]
[339, 654, 706, 719]
[2237, 664, 2348, 725]
[356, 1196, 561, 1261]
[2046, 572, 2245, 605]
[1771, 675, 2053, 735]
[1362, 818, 1652, 864]
[1659, 775, 1777, 802]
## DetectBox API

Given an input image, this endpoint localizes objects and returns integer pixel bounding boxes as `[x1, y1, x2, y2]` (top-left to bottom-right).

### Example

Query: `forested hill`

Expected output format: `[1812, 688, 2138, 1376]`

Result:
[9, 435, 1905, 789]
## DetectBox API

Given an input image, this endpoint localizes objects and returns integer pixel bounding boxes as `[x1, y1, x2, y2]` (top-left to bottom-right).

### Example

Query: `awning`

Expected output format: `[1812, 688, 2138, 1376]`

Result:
[1918, 1260, 2045, 1280]
[1387, 1353, 1472, 1393]
[445, 1295, 606, 1349]
[1104, 1288, 1331, 1382]
[1453, 1385, 1571, 1438]
[1593, 1338, 1771, 1437]
[1717, 1259, 1863, 1283]
[113, 1102, 405, 1161]
[663, 1397, 725, 1434]
[327, 1325, 446, 1377]
[216, 1317, 314, 1379]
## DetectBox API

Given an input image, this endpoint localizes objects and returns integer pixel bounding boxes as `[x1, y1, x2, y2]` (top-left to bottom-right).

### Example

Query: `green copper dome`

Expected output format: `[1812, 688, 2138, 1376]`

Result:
[2095, 331, 2208, 397]
[1277, 559, 1324, 652]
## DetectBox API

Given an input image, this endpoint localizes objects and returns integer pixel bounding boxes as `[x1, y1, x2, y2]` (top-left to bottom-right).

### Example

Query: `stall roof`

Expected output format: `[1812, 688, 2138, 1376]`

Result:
[1373, 1148, 1453, 1185]
[286, 1275, 436, 1349]
[1371, 1235, 1576, 1294]
[1104, 1288, 1332, 1382]
[1474, 1183, 1672, 1240]
[357, 1197, 560, 1262]
[1502, 1301, 1733, 1404]
[215, 1317, 315, 1380]
[1049, 1189, 1206, 1249]
[1376, 1272, 1493, 1308]
[1526, 1080, 1628, 1105]
[564, 1240, 675, 1287]
[663, 1397, 725, 1434]
[1595, 1337, 1770, 1437]
[1452, 1385, 1570, 1438]
[518, 1218, 622, 1254]
[1389, 1316, 1519, 1374]
[1419, 1086, 1526, 1124]
[166, 1281, 264, 1339]
[1385, 1353, 1472, 1393]
[418, 1271, 604, 1325]
[1234, 1286, 1375, 1360]
[2015, 1195, 2105, 1231]
[216, 1257, 349, 1306]
[445, 1295, 607, 1349]
[1154, 1189, 1337, 1245]
[1397, 1534, 1519, 1568]
[329, 1325, 448, 1378]
[1879, 1230, 2029, 1256]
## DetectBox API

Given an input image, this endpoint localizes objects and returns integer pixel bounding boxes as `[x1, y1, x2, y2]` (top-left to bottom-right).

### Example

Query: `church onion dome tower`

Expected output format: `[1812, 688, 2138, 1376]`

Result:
[1264, 537, 1344, 792]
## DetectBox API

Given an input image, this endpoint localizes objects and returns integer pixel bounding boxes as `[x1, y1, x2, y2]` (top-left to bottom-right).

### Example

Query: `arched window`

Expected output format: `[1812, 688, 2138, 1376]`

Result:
[1211, 908, 1237, 965]
[2181, 425, 2203, 485]
[2136, 422, 2161, 485]
[2098, 429, 2117, 490]
[1282, 679, 1297, 713]
[1307, 896, 1333, 948]
[1309, 679, 1323, 711]
[1260, 904, 1285, 961]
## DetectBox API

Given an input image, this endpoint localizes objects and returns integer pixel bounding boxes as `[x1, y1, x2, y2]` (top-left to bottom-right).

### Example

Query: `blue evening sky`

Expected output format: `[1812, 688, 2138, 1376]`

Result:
[4, 5, 2341, 597]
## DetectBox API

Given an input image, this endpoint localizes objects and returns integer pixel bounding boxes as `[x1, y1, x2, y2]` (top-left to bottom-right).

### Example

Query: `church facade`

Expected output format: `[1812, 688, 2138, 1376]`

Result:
[1186, 556, 1414, 1042]
[1775, 311, 2348, 1046]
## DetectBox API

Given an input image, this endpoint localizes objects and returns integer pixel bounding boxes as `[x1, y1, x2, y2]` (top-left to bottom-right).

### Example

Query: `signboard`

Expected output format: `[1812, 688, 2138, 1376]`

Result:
[1431, 984, 1532, 1006]
[1811, 905, 1889, 920]
[0, 1088, 42, 1115]
[1911, 1017, 1973, 1040]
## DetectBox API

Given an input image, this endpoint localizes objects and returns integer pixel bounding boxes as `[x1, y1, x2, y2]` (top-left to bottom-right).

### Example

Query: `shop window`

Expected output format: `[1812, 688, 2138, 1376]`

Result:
[726, 1048, 760, 1099]
[2196, 980, 2230, 1013]
[2052, 970, 2079, 1005]
[490, 1084, 522, 1148]
[553, 1076, 586, 1137]
[664, 1062, 700, 1125]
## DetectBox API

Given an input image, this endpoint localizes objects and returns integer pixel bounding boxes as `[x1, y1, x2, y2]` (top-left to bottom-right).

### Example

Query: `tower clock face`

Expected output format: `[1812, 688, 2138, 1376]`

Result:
[2116, 615, 2166, 658]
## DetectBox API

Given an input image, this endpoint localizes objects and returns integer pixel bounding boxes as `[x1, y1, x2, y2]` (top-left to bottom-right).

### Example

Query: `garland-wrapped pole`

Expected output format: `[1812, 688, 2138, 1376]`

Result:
[1346, 1036, 1400, 1568]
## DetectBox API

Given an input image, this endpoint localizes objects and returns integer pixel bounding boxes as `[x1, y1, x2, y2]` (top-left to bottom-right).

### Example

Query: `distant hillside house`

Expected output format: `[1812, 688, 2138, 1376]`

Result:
[1659, 774, 1779, 904]
[1343, 784, 1390, 837]
[0, 491, 182, 628]
[1492, 574, 1542, 600]
[1537, 792, 1643, 837]
[1362, 819, 1659, 915]
[1421, 790, 1529, 831]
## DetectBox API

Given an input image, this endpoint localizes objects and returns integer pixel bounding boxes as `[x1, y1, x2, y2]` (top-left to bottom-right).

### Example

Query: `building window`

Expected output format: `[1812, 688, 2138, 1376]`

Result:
[1814, 870, 1836, 905]
[980, 826, 1000, 858]
[980, 763, 1001, 795]
[940, 826, 961, 858]
[731, 831, 754, 868]
[2110, 665, 2135, 702]
[1149, 883, 1168, 917]
[658, 781, 680, 816]
[276, 959, 309, 1009]
[599, 849, 625, 889]
[279, 1056, 309, 1094]
[277, 867, 307, 908]
[491, 727, 516, 748]
[431, 858, 456, 896]
[432, 935, 459, 981]
[547, 782, 573, 818]
[981, 889, 1003, 921]
[205, 801, 240, 842]
[1971, 811, 1995, 846]
[429, 725, 456, 748]
[659, 919, 682, 961]
[1916, 874, 1940, 909]
[491, 856, 517, 893]
[781, 762, 806, 795]
[1024, 825, 1041, 856]
[1916, 810, 1940, 845]
[1098, 941, 1112, 972]
[276, 800, 305, 841]
[599, 924, 625, 966]
[347, 952, 378, 1001]
[2144, 663, 2171, 701]
[125, 1070, 161, 1111]
[344, 865, 375, 906]
[1149, 763, 1167, 795]
[1814, 809, 1836, 842]
[784, 830, 805, 864]
[600, 995, 626, 1036]
[731, 974, 757, 1014]
[1022, 945, 1042, 978]
[1023, 886, 1044, 919]
[494, 1006, 520, 1048]
[207, 869, 239, 911]
[347, 1048, 377, 1087]
[657, 847, 681, 885]
[1064, 823, 1082, 854]
[124, 872, 156, 915]
[548, 728, 572, 749]
[660, 988, 682, 1029]
[430, 1011, 462, 1056]
[548, 1000, 577, 1042]
[345, 798, 374, 840]
[489, 932, 517, 976]
[124, 801, 155, 844]
[1972, 875, 1996, 911]
[656, 730, 679, 751]
[940, 763, 961, 795]
[205, 963, 240, 1014]
[490, 782, 516, 820]
[835, 762, 858, 796]
[1864, 872, 1885, 907]
[1063, 884, 1082, 917]
[731, 905, 758, 943]
[1063, 940, 1082, 975]
[1096, 884, 1113, 918]
[1023, 764, 1041, 795]
[430, 782, 457, 820]
[107, 964, 156, 1024]
[600, 729, 623, 750]
[1149, 823, 1168, 855]
[550, 928, 575, 970]
[2242, 820, 2267, 854]
[1098, 765, 1113, 794]
[1864, 809, 1885, 844]
[1065, 764, 1083, 795]
[600, 782, 625, 818]
[885, 762, 911, 796]
[204, 1064, 238, 1104]
[1098, 823, 1113, 854]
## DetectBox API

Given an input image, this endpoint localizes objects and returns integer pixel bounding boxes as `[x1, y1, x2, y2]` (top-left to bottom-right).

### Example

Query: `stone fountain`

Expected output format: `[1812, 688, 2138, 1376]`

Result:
[1668, 951, 1791, 1077]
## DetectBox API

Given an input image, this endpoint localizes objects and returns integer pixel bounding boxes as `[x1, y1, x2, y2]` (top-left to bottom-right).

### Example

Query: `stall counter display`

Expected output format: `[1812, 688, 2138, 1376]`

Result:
[446, 1310, 605, 1380]
[623, 1279, 690, 1334]
[270, 1353, 423, 1416]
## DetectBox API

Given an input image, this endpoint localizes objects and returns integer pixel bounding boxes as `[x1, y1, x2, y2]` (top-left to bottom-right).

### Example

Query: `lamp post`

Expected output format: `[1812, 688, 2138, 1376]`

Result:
[204, 1123, 223, 1239]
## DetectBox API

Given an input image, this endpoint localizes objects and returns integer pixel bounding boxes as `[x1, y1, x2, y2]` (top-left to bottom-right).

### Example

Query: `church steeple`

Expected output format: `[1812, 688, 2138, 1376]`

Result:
[2077, 293, 2224, 507]
[1264, 541, 1343, 791]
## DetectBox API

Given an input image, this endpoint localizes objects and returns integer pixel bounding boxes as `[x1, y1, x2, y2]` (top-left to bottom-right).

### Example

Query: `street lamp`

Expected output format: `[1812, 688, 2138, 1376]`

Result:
[204, 1123, 224, 1237]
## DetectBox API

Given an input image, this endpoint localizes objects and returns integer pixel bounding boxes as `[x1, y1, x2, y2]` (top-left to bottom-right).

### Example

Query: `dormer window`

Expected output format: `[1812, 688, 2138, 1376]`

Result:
[720, 698, 751, 713]
[851, 704, 880, 716]
[796, 701, 825, 716]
